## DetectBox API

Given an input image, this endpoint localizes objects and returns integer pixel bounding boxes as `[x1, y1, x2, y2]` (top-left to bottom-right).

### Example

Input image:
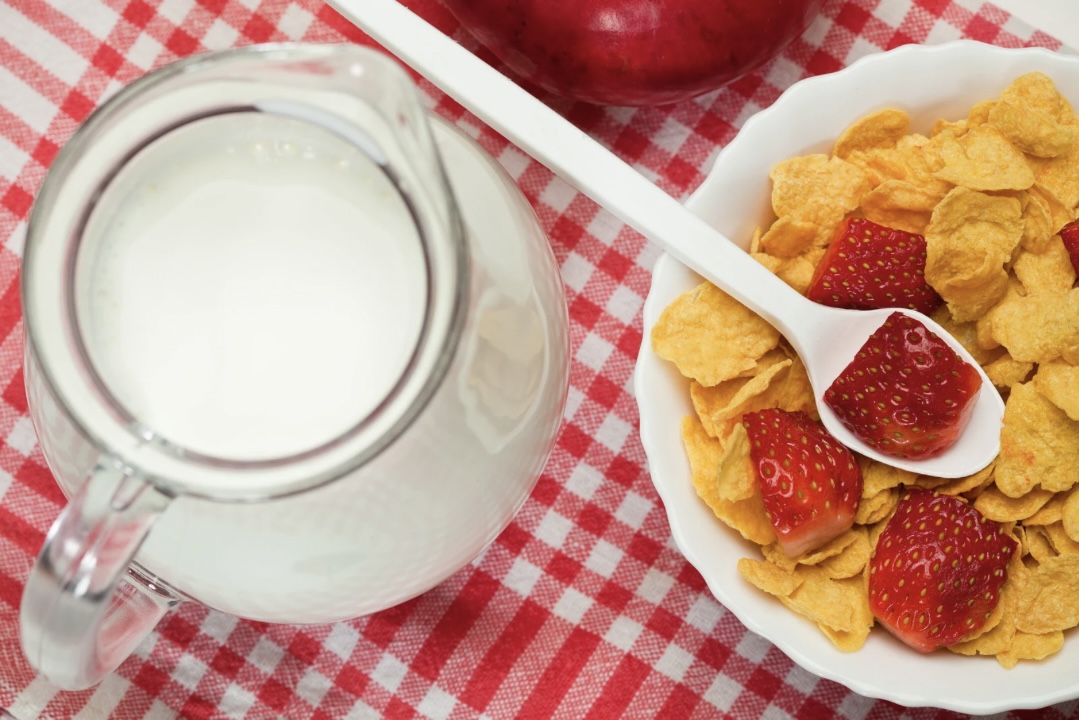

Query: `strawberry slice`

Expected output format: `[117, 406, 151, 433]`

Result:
[806, 217, 942, 314]
[824, 312, 982, 460]
[868, 488, 1016, 652]
[1061, 218, 1079, 277]
[741, 409, 862, 558]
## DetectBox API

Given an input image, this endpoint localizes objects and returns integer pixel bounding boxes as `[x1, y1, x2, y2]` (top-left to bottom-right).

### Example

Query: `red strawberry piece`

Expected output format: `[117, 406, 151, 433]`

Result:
[868, 488, 1016, 653]
[824, 311, 982, 460]
[806, 217, 942, 314]
[742, 408, 862, 558]
[1061, 218, 1079, 277]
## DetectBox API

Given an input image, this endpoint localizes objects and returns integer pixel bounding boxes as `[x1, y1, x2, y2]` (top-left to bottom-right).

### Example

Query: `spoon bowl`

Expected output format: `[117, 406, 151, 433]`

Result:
[794, 303, 1003, 478]
[335, 0, 1004, 478]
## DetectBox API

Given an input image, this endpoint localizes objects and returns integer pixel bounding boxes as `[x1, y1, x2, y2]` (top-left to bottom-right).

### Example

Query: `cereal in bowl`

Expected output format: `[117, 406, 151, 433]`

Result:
[651, 72, 1079, 667]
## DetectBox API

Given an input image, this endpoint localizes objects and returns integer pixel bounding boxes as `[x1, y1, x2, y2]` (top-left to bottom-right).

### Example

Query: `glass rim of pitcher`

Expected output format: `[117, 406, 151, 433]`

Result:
[21, 43, 470, 501]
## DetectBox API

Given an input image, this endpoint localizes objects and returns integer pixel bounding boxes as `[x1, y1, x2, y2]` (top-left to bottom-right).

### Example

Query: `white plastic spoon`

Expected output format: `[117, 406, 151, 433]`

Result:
[330, 0, 1005, 479]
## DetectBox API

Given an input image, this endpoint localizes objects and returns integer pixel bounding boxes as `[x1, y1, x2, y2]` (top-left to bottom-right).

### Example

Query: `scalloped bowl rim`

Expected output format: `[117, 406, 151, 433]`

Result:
[635, 40, 1079, 714]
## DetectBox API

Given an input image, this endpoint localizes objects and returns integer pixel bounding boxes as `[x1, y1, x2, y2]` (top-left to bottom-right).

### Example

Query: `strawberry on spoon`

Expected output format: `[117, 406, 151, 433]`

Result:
[868, 488, 1016, 652]
[825, 312, 983, 460]
[743, 409, 862, 557]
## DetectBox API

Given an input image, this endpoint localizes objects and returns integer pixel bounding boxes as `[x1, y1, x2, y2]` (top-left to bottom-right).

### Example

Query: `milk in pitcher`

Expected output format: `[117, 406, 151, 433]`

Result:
[42, 108, 568, 623]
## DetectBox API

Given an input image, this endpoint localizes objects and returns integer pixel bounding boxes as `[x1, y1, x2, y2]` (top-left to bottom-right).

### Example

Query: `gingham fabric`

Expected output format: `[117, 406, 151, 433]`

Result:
[0, 1, 1076, 719]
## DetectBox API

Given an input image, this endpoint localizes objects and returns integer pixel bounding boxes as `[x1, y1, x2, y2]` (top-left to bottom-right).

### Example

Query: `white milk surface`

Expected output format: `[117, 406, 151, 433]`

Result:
[79, 114, 427, 461]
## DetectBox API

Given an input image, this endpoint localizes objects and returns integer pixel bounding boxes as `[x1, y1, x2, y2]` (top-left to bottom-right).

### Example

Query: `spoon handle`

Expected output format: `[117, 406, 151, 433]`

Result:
[337, 0, 1010, 481]
[331, 0, 815, 338]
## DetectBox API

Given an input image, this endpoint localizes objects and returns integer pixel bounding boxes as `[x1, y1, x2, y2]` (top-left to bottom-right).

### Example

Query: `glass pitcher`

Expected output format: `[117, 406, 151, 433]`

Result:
[19, 43, 569, 690]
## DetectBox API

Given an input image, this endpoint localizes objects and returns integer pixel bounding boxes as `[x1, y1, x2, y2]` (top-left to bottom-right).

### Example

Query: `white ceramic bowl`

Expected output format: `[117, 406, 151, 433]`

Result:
[635, 41, 1079, 714]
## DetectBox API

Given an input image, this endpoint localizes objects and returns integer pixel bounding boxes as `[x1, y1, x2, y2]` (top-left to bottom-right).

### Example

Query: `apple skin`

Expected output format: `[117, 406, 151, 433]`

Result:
[440, 0, 825, 106]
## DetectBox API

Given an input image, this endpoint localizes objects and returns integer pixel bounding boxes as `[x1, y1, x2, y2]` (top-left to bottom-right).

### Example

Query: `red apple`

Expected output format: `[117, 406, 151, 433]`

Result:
[440, 0, 826, 106]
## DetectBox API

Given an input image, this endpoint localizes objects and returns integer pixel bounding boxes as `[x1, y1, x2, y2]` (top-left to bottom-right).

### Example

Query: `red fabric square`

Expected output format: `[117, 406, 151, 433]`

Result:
[362, 597, 418, 648]
[745, 665, 783, 702]
[804, 49, 844, 77]
[334, 663, 369, 696]
[663, 155, 702, 194]
[547, 552, 582, 585]
[530, 474, 562, 507]
[160, 616, 200, 647]
[131, 664, 170, 696]
[287, 633, 323, 665]
[179, 695, 220, 720]
[835, 3, 872, 35]
[383, 697, 416, 720]
[575, 504, 611, 537]
[965, 14, 1002, 42]
[595, 580, 632, 613]
[696, 637, 732, 671]
[626, 534, 662, 566]
[597, 248, 633, 282]
[92, 44, 125, 76]
[242, 14, 276, 42]
[165, 28, 200, 57]
[559, 422, 594, 460]
[496, 521, 532, 554]
[646, 606, 681, 641]
[587, 375, 621, 411]
[607, 455, 642, 488]
[122, 0, 156, 28]
[915, 0, 952, 18]
[613, 128, 651, 160]
[60, 90, 96, 123]
[17, 459, 66, 507]
[0, 506, 45, 556]
[209, 646, 247, 679]
[569, 295, 603, 330]
[31, 138, 59, 168]
[551, 215, 588, 250]
[257, 678, 292, 712]
[676, 564, 707, 593]
[1, 185, 33, 218]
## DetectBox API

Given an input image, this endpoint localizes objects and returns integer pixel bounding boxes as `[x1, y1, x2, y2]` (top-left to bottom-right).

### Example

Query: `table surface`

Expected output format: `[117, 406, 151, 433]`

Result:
[1, 1, 1078, 719]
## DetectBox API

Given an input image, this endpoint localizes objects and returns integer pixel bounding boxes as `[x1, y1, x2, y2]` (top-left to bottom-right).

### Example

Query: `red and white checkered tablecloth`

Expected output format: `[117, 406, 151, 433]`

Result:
[0, 1, 1076, 718]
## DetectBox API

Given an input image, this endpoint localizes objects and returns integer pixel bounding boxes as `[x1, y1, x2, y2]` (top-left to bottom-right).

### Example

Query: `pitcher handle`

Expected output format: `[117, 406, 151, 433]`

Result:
[20, 459, 178, 690]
